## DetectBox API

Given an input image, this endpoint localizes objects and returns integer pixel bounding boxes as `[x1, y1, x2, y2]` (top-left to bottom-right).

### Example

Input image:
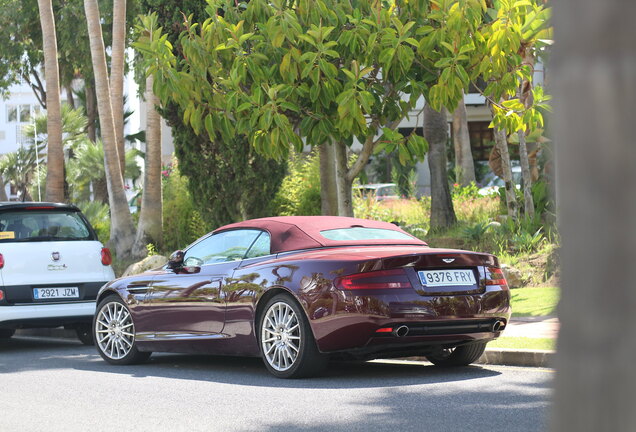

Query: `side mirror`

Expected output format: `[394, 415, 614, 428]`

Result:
[167, 250, 185, 271]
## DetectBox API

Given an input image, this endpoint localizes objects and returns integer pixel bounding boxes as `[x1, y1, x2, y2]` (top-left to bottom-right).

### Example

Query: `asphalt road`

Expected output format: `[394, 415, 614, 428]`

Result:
[0, 336, 553, 432]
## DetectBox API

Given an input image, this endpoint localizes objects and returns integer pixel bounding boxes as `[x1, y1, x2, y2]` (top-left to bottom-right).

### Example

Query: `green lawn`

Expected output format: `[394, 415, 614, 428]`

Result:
[488, 336, 555, 350]
[510, 286, 559, 317]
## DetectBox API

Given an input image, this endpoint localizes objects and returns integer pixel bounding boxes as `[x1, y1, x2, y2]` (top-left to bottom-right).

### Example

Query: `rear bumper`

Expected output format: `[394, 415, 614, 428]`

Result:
[0, 301, 96, 327]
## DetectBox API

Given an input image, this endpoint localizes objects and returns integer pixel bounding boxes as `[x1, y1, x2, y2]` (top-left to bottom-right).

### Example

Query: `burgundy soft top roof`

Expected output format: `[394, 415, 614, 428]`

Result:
[214, 216, 427, 254]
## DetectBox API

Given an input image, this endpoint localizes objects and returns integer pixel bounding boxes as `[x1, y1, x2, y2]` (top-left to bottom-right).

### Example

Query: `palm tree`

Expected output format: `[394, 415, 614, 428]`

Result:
[83, 0, 136, 258]
[111, 0, 127, 174]
[133, 75, 163, 257]
[36, 0, 64, 202]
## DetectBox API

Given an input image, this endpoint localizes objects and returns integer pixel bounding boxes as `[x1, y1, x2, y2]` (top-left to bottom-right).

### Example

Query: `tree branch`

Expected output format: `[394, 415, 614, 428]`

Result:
[23, 69, 47, 109]
[346, 117, 402, 183]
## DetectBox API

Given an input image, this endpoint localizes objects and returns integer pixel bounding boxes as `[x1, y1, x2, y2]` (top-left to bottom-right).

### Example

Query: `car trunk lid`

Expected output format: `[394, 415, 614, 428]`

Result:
[0, 240, 111, 287]
[381, 250, 497, 295]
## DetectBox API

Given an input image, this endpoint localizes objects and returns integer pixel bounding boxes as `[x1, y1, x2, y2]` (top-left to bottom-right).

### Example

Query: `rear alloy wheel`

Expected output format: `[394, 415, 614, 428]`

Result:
[0, 329, 15, 339]
[75, 323, 94, 345]
[259, 294, 326, 379]
[94, 295, 151, 365]
[426, 341, 487, 367]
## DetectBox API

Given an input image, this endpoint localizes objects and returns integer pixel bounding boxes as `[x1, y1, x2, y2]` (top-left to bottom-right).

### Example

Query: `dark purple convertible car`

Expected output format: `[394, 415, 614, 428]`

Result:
[93, 216, 510, 378]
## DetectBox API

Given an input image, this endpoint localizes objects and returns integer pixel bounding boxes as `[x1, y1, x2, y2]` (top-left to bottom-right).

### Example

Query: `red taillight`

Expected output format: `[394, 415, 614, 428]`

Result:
[375, 327, 394, 333]
[0, 290, 4, 301]
[101, 248, 112, 266]
[335, 269, 412, 290]
[485, 267, 508, 287]
[0, 253, 4, 269]
[25, 206, 56, 210]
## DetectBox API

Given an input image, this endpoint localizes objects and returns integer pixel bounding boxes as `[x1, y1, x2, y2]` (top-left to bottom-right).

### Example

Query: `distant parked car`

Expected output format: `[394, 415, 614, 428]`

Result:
[355, 183, 400, 201]
[0, 202, 115, 344]
[478, 167, 523, 196]
[92, 216, 510, 378]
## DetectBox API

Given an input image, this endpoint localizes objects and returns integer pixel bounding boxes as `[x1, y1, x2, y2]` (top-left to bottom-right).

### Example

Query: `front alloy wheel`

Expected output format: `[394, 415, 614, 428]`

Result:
[94, 295, 151, 365]
[259, 294, 326, 378]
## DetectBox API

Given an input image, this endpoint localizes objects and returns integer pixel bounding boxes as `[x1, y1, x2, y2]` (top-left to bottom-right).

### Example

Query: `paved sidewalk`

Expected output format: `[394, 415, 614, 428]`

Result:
[504, 315, 560, 339]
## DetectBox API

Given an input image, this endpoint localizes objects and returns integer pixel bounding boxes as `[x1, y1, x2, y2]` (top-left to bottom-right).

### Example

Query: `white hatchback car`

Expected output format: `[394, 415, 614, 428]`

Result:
[0, 202, 115, 344]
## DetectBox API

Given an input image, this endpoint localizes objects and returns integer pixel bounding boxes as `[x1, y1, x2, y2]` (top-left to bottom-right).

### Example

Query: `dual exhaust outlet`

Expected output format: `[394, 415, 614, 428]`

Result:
[390, 320, 506, 338]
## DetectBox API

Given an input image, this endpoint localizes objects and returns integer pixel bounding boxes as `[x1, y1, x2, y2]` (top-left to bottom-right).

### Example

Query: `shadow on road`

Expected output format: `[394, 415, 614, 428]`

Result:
[0, 336, 503, 390]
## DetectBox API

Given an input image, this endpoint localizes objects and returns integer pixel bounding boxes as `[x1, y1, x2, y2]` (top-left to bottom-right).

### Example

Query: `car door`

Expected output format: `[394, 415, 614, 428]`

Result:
[143, 229, 264, 339]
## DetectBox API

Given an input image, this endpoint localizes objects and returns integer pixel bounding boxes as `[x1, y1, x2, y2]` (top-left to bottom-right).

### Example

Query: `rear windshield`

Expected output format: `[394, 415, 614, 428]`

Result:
[0, 210, 94, 242]
[320, 227, 414, 241]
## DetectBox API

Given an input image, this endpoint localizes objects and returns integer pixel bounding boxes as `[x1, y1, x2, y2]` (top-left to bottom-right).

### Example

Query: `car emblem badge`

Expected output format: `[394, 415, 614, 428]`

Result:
[51, 252, 61, 262]
[442, 258, 455, 263]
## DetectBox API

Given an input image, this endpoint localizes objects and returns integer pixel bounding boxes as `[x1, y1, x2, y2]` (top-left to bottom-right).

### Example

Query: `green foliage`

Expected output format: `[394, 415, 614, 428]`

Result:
[76, 200, 110, 244]
[136, 1, 287, 227]
[0, 140, 45, 200]
[146, 243, 158, 256]
[491, 215, 547, 255]
[135, 0, 445, 163]
[66, 139, 141, 202]
[273, 151, 322, 216]
[461, 221, 492, 246]
[451, 181, 481, 200]
[391, 163, 416, 199]
[162, 159, 212, 252]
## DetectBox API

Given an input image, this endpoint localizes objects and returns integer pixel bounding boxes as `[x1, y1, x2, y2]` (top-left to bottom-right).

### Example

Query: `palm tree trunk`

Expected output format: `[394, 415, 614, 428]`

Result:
[84, 0, 135, 259]
[0, 176, 8, 201]
[86, 81, 97, 142]
[37, 0, 65, 202]
[425, 104, 456, 230]
[110, 0, 127, 174]
[65, 83, 75, 109]
[132, 75, 163, 258]
[452, 97, 476, 186]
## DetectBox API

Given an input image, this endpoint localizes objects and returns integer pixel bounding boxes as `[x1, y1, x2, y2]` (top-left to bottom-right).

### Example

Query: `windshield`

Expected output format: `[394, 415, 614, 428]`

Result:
[0, 210, 95, 242]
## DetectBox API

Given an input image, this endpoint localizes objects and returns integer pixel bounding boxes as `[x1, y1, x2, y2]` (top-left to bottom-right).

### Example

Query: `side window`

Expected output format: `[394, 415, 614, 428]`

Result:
[183, 229, 262, 266]
[244, 232, 271, 259]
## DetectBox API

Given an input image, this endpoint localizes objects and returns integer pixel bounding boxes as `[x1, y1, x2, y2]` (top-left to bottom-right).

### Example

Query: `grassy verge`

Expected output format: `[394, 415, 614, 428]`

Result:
[510, 286, 559, 317]
[489, 337, 555, 351]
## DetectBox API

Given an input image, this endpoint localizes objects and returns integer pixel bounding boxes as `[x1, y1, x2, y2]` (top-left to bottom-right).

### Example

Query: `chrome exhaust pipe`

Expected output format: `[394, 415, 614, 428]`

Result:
[492, 320, 505, 332]
[393, 325, 410, 337]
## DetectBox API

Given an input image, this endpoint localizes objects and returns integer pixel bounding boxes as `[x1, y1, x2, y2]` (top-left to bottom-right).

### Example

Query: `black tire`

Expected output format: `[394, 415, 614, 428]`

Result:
[426, 341, 487, 367]
[76, 323, 94, 345]
[0, 329, 15, 339]
[93, 294, 151, 365]
[258, 293, 327, 379]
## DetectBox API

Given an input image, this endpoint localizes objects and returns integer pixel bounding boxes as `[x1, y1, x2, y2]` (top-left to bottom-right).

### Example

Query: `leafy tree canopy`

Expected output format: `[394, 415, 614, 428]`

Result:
[137, 0, 551, 160]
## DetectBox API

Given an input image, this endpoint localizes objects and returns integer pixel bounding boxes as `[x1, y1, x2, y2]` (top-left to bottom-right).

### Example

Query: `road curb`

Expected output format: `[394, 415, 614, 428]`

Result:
[477, 348, 555, 368]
